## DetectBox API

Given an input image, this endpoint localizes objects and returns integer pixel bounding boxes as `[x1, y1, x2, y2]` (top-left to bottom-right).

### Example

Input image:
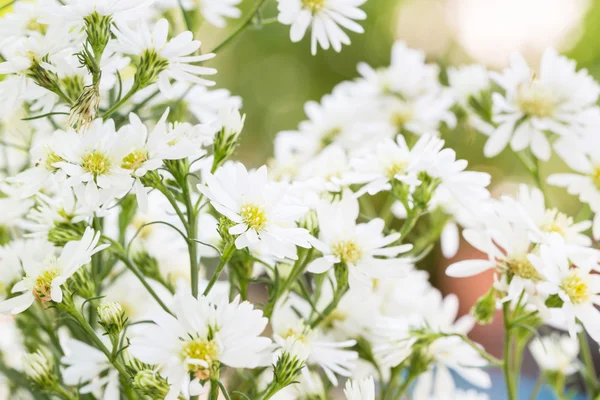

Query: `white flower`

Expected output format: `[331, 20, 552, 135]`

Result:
[344, 376, 375, 400]
[0, 228, 108, 314]
[0, 195, 33, 228]
[112, 18, 217, 97]
[200, 0, 242, 28]
[529, 233, 600, 342]
[548, 136, 600, 240]
[356, 41, 441, 98]
[447, 64, 490, 105]
[502, 184, 591, 246]
[272, 303, 358, 386]
[61, 338, 119, 399]
[277, 0, 367, 55]
[529, 333, 579, 376]
[198, 162, 313, 260]
[345, 135, 423, 196]
[53, 0, 154, 25]
[121, 109, 203, 211]
[53, 119, 134, 208]
[486, 49, 600, 160]
[375, 292, 491, 391]
[307, 193, 413, 288]
[415, 135, 491, 210]
[296, 144, 351, 193]
[21, 192, 85, 239]
[129, 290, 271, 399]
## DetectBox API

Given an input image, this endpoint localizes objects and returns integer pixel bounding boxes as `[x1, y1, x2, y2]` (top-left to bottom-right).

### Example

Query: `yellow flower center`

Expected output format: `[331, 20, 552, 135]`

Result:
[303, 0, 326, 12]
[82, 151, 111, 177]
[591, 167, 600, 191]
[540, 209, 572, 237]
[181, 338, 220, 374]
[517, 79, 555, 118]
[32, 262, 60, 304]
[332, 240, 362, 264]
[240, 204, 268, 231]
[121, 149, 148, 171]
[562, 272, 589, 305]
[39, 150, 63, 171]
[386, 160, 408, 179]
[507, 257, 541, 281]
[323, 309, 347, 329]
[26, 19, 47, 34]
[391, 108, 413, 129]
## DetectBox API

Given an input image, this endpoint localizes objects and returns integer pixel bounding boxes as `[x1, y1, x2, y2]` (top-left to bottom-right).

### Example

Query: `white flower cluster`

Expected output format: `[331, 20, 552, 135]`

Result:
[0, 1, 600, 400]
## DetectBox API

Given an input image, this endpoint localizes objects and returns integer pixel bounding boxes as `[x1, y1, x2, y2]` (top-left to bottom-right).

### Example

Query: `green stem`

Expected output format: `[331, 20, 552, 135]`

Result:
[503, 302, 517, 400]
[178, 0, 193, 31]
[203, 241, 236, 296]
[578, 329, 598, 396]
[399, 208, 422, 242]
[529, 375, 542, 400]
[263, 248, 313, 318]
[440, 333, 504, 366]
[209, 380, 220, 400]
[119, 255, 172, 314]
[102, 83, 140, 120]
[310, 263, 349, 328]
[209, 0, 269, 53]
[62, 297, 130, 380]
[259, 381, 281, 400]
[182, 173, 200, 298]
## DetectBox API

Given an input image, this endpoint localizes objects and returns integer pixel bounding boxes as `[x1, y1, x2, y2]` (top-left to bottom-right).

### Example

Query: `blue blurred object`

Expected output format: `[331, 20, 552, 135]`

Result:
[452, 371, 588, 400]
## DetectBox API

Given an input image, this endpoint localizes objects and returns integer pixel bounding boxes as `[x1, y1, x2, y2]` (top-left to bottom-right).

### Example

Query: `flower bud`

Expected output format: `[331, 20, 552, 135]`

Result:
[133, 369, 171, 398]
[470, 287, 497, 325]
[212, 108, 245, 172]
[298, 210, 319, 236]
[273, 337, 309, 388]
[217, 216, 236, 244]
[98, 302, 126, 335]
[68, 84, 100, 131]
[47, 222, 86, 247]
[23, 350, 56, 389]
[71, 268, 96, 300]
[83, 12, 113, 56]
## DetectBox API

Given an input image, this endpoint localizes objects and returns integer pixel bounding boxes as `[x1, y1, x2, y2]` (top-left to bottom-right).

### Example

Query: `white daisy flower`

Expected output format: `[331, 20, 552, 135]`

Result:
[112, 18, 217, 98]
[486, 49, 600, 160]
[53, 0, 154, 25]
[296, 144, 351, 194]
[448, 64, 490, 105]
[415, 135, 491, 210]
[277, 0, 367, 55]
[548, 136, 600, 239]
[61, 337, 120, 399]
[344, 376, 375, 400]
[529, 233, 600, 342]
[53, 119, 134, 207]
[129, 290, 271, 399]
[345, 135, 424, 197]
[502, 184, 591, 246]
[307, 193, 413, 288]
[120, 109, 204, 211]
[529, 333, 579, 376]
[375, 292, 491, 391]
[0, 227, 108, 314]
[272, 302, 358, 386]
[21, 191, 87, 239]
[197, 162, 314, 260]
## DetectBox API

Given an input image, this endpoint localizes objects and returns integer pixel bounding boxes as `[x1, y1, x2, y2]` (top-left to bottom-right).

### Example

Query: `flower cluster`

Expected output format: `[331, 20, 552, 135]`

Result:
[1, 1, 600, 400]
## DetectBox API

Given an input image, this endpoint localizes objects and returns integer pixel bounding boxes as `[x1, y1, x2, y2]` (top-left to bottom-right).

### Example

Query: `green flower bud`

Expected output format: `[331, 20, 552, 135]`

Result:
[83, 12, 113, 57]
[23, 350, 56, 389]
[298, 210, 319, 236]
[71, 268, 96, 300]
[98, 302, 126, 335]
[471, 287, 497, 325]
[133, 369, 171, 398]
[135, 50, 169, 89]
[273, 338, 309, 388]
[217, 216, 236, 244]
[212, 108, 245, 172]
[47, 222, 86, 247]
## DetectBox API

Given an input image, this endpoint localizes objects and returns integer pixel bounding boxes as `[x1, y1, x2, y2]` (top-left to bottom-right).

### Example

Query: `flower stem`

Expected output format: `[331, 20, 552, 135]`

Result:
[203, 241, 236, 296]
[503, 302, 517, 400]
[209, 0, 270, 53]
[578, 329, 598, 396]
[102, 83, 140, 120]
